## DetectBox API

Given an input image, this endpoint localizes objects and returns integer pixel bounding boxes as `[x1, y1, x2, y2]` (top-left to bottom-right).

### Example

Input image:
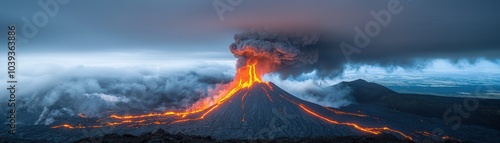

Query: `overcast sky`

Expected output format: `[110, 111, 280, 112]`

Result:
[1, 0, 499, 69]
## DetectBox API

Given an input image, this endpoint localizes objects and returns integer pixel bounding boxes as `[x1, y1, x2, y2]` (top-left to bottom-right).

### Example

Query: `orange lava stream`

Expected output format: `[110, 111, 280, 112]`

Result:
[323, 107, 369, 118]
[278, 93, 411, 140]
[241, 90, 249, 122]
[78, 113, 87, 118]
[51, 124, 102, 129]
[260, 86, 274, 102]
[299, 104, 412, 140]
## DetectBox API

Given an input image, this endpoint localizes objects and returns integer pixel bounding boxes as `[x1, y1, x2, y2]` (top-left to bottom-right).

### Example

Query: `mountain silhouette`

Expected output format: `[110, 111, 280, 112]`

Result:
[336, 79, 500, 130]
[167, 82, 412, 140]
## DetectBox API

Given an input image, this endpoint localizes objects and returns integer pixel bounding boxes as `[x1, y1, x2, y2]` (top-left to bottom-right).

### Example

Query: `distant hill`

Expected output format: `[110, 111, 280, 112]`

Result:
[337, 79, 500, 130]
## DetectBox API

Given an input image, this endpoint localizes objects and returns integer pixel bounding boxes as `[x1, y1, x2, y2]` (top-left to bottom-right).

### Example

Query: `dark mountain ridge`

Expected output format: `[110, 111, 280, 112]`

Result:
[338, 79, 500, 130]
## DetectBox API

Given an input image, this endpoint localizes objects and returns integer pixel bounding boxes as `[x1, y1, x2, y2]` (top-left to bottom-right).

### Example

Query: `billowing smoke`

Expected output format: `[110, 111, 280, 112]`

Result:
[265, 74, 355, 108]
[229, 30, 320, 76]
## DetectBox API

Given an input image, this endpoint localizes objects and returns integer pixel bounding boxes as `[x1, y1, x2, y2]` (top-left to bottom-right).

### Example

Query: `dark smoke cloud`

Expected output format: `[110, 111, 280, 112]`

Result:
[229, 29, 500, 79]
[2, 64, 233, 125]
[229, 30, 320, 74]
[303, 31, 500, 78]
[224, 0, 500, 78]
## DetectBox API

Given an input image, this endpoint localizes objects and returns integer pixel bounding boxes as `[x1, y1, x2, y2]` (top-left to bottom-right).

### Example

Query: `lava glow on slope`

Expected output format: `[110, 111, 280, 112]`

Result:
[51, 59, 412, 140]
[52, 59, 271, 128]
[299, 104, 412, 140]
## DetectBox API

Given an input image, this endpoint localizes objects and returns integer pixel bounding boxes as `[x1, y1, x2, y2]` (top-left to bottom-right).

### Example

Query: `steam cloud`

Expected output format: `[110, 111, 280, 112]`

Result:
[265, 74, 354, 108]
[3, 64, 234, 125]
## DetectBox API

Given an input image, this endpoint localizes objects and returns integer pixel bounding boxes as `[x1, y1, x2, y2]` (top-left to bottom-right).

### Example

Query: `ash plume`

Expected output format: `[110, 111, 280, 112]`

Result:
[230, 29, 500, 79]
[229, 30, 320, 76]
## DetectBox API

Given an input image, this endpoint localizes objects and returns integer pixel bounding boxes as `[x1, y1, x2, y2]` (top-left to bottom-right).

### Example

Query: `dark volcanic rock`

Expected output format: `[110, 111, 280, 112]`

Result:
[72, 131, 417, 143]
[336, 79, 398, 103]
[338, 79, 500, 130]
[73, 130, 216, 143]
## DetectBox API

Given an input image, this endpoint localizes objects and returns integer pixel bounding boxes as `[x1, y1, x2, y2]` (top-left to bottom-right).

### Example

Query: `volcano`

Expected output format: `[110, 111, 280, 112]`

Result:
[51, 60, 413, 141]
[164, 82, 412, 140]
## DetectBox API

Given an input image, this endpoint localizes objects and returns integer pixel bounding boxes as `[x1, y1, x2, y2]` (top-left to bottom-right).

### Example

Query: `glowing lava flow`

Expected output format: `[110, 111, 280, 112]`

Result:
[278, 93, 411, 140]
[52, 59, 271, 129]
[323, 107, 369, 118]
[168, 59, 272, 124]
[78, 113, 86, 118]
[299, 104, 412, 140]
